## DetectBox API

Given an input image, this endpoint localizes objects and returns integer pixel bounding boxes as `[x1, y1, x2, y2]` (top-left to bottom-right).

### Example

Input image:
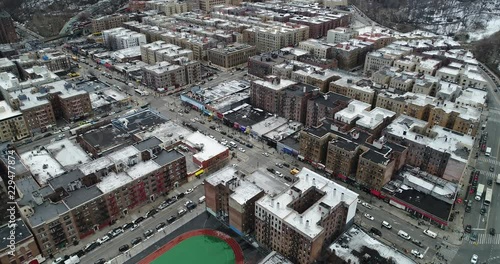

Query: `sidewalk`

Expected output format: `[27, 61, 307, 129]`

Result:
[55, 177, 206, 259]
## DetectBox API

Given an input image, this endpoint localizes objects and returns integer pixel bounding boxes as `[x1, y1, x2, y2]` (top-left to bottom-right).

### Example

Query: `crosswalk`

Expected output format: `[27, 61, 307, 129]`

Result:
[477, 156, 500, 166]
[466, 233, 500, 244]
[476, 169, 497, 178]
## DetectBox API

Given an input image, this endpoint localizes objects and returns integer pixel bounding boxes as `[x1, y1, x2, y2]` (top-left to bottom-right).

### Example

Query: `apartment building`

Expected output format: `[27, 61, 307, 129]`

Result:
[160, 31, 212, 60]
[249, 25, 309, 52]
[356, 32, 394, 50]
[142, 61, 187, 89]
[0, 219, 43, 264]
[356, 146, 395, 191]
[326, 27, 359, 44]
[363, 44, 413, 75]
[36, 50, 72, 73]
[0, 11, 18, 44]
[248, 51, 297, 78]
[384, 115, 473, 181]
[281, 84, 316, 124]
[16, 137, 187, 256]
[0, 58, 19, 77]
[204, 166, 265, 234]
[0, 100, 29, 142]
[250, 77, 297, 114]
[305, 92, 351, 127]
[103, 27, 147, 51]
[146, 1, 190, 16]
[91, 14, 130, 33]
[331, 40, 373, 70]
[289, 14, 350, 38]
[415, 58, 441, 76]
[325, 136, 360, 180]
[298, 39, 331, 59]
[208, 43, 257, 68]
[8, 81, 92, 131]
[255, 168, 358, 264]
[329, 78, 375, 105]
[291, 67, 338, 92]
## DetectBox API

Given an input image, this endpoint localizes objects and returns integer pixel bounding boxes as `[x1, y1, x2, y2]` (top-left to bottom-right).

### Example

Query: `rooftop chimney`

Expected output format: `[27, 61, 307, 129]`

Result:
[341, 193, 345, 202]
[300, 215, 303, 224]
[276, 202, 280, 209]
[306, 220, 310, 228]
[270, 198, 274, 208]
[306, 174, 309, 181]
[333, 188, 337, 197]
[312, 178, 316, 186]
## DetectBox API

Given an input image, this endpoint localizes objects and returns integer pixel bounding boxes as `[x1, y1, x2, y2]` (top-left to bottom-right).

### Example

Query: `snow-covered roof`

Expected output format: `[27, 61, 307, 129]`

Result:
[185, 131, 228, 162]
[127, 160, 161, 180]
[230, 180, 263, 205]
[79, 157, 113, 175]
[253, 78, 297, 91]
[256, 168, 358, 240]
[356, 107, 396, 130]
[20, 149, 65, 185]
[96, 172, 133, 193]
[251, 116, 288, 137]
[206, 166, 238, 186]
[108, 145, 140, 164]
[0, 100, 21, 121]
[136, 121, 193, 144]
[334, 100, 371, 124]
[329, 226, 416, 264]
[45, 139, 91, 168]
[456, 88, 487, 107]
[385, 115, 474, 162]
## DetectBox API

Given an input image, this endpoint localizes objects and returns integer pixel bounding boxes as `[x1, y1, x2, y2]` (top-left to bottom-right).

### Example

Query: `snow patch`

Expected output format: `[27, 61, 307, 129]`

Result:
[469, 17, 500, 41]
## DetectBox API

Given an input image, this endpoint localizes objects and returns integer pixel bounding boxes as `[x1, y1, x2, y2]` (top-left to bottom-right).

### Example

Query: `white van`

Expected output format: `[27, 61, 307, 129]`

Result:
[381, 221, 392, 229]
[198, 196, 206, 204]
[398, 230, 411, 240]
[423, 229, 437, 238]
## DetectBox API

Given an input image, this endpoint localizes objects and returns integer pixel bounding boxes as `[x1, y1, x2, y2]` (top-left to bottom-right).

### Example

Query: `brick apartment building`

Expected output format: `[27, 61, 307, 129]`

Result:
[0, 11, 18, 44]
[92, 14, 130, 33]
[255, 168, 358, 264]
[208, 44, 257, 69]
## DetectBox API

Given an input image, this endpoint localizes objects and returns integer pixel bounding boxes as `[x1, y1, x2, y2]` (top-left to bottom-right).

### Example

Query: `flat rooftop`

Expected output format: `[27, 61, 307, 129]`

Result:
[253, 78, 297, 91]
[223, 104, 269, 127]
[113, 109, 168, 133]
[20, 149, 65, 185]
[257, 168, 358, 240]
[96, 172, 133, 194]
[206, 166, 239, 186]
[185, 131, 228, 162]
[394, 188, 452, 222]
[330, 226, 416, 264]
[45, 138, 91, 169]
[136, 121, 193, 146]
[252, 116, 288, 138]
[0, 219, 32, 251]
[0, 100, 21, 121]
[246, 168, 290, 196]
[65, 186, 103, 209]
[231, 180, 264, 205]
[78, 156, 113, 176]
[153, 149, 184, 166]
[335, 100, 371, 124]
[81, 124, 133, 155]
[356, 107, 396, 130]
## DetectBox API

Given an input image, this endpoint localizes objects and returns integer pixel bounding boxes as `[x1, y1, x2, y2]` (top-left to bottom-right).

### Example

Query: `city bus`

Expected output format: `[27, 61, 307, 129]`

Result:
[484, 188, 493, 206]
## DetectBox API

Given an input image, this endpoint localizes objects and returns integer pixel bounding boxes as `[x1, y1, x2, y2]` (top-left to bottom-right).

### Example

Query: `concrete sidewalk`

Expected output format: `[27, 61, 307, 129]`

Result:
[54, 176, 206, 259]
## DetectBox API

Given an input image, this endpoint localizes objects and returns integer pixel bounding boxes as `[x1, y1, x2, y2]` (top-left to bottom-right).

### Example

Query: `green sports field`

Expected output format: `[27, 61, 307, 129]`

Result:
[151, 235, 236, 264]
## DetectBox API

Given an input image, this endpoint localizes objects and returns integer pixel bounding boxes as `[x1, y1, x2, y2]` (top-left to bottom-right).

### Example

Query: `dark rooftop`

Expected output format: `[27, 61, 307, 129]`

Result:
[309, 92, 351, 107]
[0, 219, 32, 251]
[224, 106, 268, 127]
[330, 137, 357, 151]
[113, 110, 168, 133]
[280, 133, 301, 152]
[249, 52, 295, 66]
[134, 136, 162, 151]
[48, 169, 84, 189]
[154, 149, 184, 166]
[81, 125, 133, 153]
[285, 83, 318, 97]
[394, 189, 452, 222]
[65, 186, 103, 209]
[362, 149, 389, 165]
[385, 141, 407, 153]
[74, 79, 109, 93]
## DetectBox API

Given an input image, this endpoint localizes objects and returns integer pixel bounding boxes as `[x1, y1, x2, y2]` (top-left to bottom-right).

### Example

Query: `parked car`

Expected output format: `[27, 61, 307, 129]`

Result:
[361, 202, 372, 209]
[122, 223, 134, 230]
[94, 259, 106, 264]
[97, 235, 110, 244]
[411, 239, 423, 248]
[144, 229, 154, 238]
[133, 216, 145, 225]
[262, 152, 270, 157]
[275, 163, 284, 168]
[156, 222, 167, 231]
[267, 168, 275, 173]
[185, 188, 194, 195]
[282, 163, 290, 168]
[111, 228, 124, 237]
[364, 213, 374, 220]
[370, 227, 382, 236]
[131, 237, 142, 246]
[167, 215, 177, 224]
[178, 209, 187, 217]
[465, 224, 472, 233]
[84, 242, 100, 253]
[119, 244, 130, 252]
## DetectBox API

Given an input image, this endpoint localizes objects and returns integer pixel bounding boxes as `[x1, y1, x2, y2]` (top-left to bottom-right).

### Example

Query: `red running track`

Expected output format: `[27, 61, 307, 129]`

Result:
[138, 229, 245, 264]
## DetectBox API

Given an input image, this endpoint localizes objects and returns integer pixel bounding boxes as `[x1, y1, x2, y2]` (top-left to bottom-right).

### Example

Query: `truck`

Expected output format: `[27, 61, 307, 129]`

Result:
[486, 147, 492, 156]
[475, 184, 485, 201]
[484, 188, 493, 206]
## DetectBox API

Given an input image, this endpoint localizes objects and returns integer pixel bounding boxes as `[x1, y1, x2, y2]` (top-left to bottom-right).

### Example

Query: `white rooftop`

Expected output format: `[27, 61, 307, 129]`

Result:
[386, 115, 474, 162]
[45, 139, 91, 168]
[96, 172, 133, 194]
[127, 160, 161, 180]
[185, 131, 228, 162]
[20, 149, 65, 185]
[108, 145, 140, 165]
[335, 100, 371, 124]
[137, 121, 193, 144]
[356, 107, 396, 130]
[230, 179, 263, 205]
[0, 100, 21, 120]
[89, 92, 111, 109]
[251, 116, 288, 137]
[330, 226, 416, 264]
[253, 78, 297, 91]
[206, 166, 238, 186]
[79, 157, 113, 175]
[456, 88, 487, 107]
[257, 168, 358, 240]
[101, 88, 128, 102]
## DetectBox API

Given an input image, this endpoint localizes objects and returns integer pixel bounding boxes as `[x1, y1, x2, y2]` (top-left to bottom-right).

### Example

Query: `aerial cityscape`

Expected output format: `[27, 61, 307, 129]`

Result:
[0, 0, 499, 264]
